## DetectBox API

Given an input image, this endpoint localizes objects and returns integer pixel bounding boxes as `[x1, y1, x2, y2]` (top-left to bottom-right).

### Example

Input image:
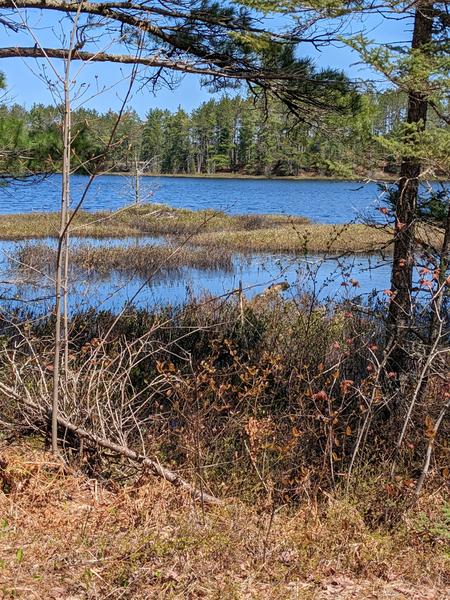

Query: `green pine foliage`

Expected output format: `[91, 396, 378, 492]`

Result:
[0, 88, 447, 178]
[139, 91, 415, 177]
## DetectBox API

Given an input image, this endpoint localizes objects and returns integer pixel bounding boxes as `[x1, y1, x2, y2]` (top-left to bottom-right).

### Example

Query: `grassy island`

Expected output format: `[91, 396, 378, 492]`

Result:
[0, 204, 395, 254]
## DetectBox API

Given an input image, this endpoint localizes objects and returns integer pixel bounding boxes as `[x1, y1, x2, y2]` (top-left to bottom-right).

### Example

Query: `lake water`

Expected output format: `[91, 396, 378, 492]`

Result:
[1, 174, 386, 223]
[0, 237, 392, 314]
[0, 176, 398, 312]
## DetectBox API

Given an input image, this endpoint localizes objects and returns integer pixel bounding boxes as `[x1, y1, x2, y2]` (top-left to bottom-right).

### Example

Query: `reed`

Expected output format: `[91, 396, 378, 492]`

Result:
[0, 204, 310, 240]
[13, 241, 234, 279]
[1, 205, 440, 253]
[190, 223, 394, 254]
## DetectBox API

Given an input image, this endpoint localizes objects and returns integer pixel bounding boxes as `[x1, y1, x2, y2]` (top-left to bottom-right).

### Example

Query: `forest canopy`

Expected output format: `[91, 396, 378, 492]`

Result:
[1, 88, 447, 178]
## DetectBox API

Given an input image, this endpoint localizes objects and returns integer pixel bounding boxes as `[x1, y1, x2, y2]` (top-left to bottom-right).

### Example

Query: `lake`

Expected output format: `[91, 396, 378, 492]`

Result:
[0, 237, 392, 314]
[0, 176, 398, 313]
[1, 174, 386, 223]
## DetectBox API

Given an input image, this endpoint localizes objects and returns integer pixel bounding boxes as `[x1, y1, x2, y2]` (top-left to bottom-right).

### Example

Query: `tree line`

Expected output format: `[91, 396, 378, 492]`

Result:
[140, 91, 406, 178]
[2, 89, 446, 179]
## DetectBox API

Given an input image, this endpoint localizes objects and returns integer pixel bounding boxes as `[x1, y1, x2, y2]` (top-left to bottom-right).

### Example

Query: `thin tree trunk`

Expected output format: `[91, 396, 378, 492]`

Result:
[62, 135, 71, 375]
[387, 2, 434, 373]
[52, 9, 79, 455]
[133, 154, 141, 204]
[52, 73, 71, 455]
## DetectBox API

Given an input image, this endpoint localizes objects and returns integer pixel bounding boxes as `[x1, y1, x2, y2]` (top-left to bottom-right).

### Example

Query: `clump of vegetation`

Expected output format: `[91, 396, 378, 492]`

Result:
[13, 241, 234, 280]
[190, 222, 393, 254]
[1, 205, 443, 255]
[0, 295, 447, 502]
[0, 204, 309, 240]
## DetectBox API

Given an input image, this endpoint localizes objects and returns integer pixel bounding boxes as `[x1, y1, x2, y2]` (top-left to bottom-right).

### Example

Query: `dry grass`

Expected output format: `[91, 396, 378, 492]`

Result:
[0, 206, 391, 254]
[0, 205, 442, 255]
[0, 205, 310, 241]
[190, 223, 394, 254]
[0, 442, 448, 599]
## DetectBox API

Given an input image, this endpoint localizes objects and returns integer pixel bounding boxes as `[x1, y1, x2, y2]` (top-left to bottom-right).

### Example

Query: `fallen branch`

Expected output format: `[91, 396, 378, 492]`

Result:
[0, 380, 222, 505]
[54, 411, 223, 505]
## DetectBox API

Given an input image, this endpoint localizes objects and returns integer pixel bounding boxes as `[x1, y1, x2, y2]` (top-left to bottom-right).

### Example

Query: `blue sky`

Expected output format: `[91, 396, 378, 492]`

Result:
[0, 7, 414, 116]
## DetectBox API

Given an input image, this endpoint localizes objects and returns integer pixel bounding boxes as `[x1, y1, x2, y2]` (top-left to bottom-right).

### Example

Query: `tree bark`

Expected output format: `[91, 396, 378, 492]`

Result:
[387, 1, 434, 373]
[51, 75, 70, 456]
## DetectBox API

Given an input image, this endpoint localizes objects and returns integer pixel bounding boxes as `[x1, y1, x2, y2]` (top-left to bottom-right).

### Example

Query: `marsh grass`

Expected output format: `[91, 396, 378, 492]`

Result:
[2, 205, 442, 254]
[0, 204, 396, 253]
[189, 223, 394, 254]
[0, 204, 310, 240]
[12, 241, 234, 279]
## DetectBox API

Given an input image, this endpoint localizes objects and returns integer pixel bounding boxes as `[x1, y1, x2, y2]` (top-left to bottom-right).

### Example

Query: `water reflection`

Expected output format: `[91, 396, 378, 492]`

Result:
[0, 237, 393, 315]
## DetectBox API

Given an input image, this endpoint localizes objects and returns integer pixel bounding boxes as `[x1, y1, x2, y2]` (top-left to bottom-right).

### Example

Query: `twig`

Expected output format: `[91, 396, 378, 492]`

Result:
[415, 397, 450, 495]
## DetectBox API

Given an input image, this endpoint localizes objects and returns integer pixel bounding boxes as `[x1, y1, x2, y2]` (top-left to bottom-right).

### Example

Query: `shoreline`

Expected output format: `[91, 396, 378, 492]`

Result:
[35, 171, 448, 183]
[91, 171, 397, 182]
[6, 171, 448, 184]
[7, 170, 402, 182]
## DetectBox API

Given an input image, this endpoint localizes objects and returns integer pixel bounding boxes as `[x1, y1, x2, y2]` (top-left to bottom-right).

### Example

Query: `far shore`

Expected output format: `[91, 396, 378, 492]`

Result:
[72, 170, 448, 183]
[106, 171, 398, 182]
[24, 169, 402, 182]
[6, 170, 448, 183]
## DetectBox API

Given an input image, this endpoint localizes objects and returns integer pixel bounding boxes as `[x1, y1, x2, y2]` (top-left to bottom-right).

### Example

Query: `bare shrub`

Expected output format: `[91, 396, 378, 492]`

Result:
[0, 293, 447, 506]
